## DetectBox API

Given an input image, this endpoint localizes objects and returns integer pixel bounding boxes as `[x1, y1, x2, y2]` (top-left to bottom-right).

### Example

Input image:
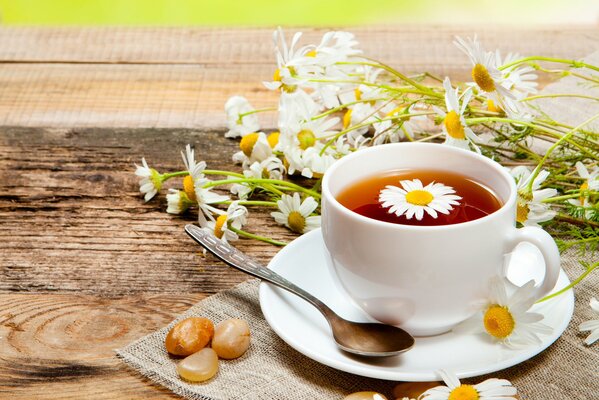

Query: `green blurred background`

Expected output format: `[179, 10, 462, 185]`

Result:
[0, 0, 597, 25]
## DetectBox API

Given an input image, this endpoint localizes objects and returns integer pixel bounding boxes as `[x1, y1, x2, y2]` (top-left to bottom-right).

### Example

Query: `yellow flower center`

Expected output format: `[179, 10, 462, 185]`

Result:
[448, 384, 480, 400]
[343, 109, 353, 129]
[183, 175, 197, 202]
[405, 190, 433, 206]
[354, 87, 362, 101]
[487, 99, 503, 114]
[444, 111, 466, 139]
[240, 132, 259, 157]
[306, 50, 317, 57]
[297, 129, 316, 150]
[273, 67, 297, 93]
[516, 190, 532, 223]
[267, 132, 280, 148]
[579, 181, 589, 205]
[214, 214, 228, 239]
[516, 202, 529, 223]
[483, 305, 515, 339]
[472, 63, 496, 92]
[287, 211, 306, 233]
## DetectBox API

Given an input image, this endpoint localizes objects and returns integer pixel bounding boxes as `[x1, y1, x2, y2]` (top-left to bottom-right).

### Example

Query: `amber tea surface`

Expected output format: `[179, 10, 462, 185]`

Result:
[336, 169, 502, 226]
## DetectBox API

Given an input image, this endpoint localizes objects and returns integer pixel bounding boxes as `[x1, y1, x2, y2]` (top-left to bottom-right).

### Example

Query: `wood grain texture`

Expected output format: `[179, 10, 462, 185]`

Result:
[0, 127, 294, 295]
[0, 292, 199, 399]
[0, 26, 597, 128]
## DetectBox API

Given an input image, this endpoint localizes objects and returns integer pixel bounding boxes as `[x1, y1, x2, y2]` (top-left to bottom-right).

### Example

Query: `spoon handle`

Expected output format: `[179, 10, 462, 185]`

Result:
[185, 224, 333, 317]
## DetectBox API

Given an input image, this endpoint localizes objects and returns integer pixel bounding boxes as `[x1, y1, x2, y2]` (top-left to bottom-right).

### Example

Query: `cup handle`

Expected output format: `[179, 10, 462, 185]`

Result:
[505, 226, 561, 301]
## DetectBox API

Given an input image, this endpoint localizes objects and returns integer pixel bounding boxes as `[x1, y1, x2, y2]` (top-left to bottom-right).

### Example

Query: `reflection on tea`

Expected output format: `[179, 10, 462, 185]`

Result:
[336, 169, 502, 226]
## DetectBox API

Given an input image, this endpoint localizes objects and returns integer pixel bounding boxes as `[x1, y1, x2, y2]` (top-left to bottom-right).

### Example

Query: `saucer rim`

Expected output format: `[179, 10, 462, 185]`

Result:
[259, 228, 575, 381]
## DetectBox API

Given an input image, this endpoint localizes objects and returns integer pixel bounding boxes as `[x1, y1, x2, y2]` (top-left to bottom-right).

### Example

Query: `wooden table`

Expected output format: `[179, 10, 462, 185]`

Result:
[0, 26, 597, 399]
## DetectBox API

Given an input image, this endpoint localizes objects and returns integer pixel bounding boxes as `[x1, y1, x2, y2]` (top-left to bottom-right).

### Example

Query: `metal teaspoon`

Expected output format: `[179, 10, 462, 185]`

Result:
[185, 224, 415, 357]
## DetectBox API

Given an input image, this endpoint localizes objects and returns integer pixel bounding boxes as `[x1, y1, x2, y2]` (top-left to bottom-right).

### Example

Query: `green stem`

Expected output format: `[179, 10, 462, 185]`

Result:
[526, 112, 599, 191]
[311, 98, 387, 120]
[536, 262, 598, 303]
[338, 59, 443, 97]
[465, 116, 598, 160]
[222, 200, 278, 207]
[499, 56, 599, 73]
[204, 169, 245, 178]
[161, 171, 188, 180]
[555, 213, 599, 228]
[238, 107, 277, 118]
[522, 94, 599, 103]
[542, 191, 596, 203]
[203, 178, 321, 199]
[320, 111, 436, 154]
[229, 226, 287, 246]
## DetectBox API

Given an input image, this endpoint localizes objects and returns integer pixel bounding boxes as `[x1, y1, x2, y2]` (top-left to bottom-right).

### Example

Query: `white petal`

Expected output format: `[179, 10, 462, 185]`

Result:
[438, 369, 461, 389]
[579, 320, 599, 331]
[583, 329, 599, 345]
[299, 196, 318, 217]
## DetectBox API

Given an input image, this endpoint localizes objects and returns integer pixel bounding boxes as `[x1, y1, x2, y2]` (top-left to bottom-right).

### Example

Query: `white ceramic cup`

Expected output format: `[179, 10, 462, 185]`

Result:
[321, 142, 560, 336]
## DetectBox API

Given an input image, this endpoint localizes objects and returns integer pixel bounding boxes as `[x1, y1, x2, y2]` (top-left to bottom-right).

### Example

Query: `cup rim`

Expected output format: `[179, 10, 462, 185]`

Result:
[322, 142, 517, 231]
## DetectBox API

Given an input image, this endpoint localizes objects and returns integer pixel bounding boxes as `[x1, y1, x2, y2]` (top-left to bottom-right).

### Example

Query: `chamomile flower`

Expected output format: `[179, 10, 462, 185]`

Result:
[453, 276, 552, 348]
[373, 104, 424, 145]
[308, 31, 361, 66]
[134, 157, 162, 202]
[194, 185, 230, 226]
[454, 36, 516, 113]
[224, 96, 260, 138]
[166, 189, 194, 215]
[567, 162, 599, 217]
[201, 201, 248, 243]
[280, 115, 339, 177]
[435, 77, 480, 152]
[233, 132, 273, 167]
[278, 89, 320, 138]
[230, 156, 286, 200]
[181, 144, 207, 202]
[574, 161, 599, 191]
[300, 147, 337, 178]
[271, 193, 321, 234]
[580, 297, 599, 345]
[344, 102, 378, 137]
[420, 369, 517, 400]
[264, 27, 311, 93]
[510, 166, 558, 227]
[379, 179, 461, 221]
[498, 51, 538, 100]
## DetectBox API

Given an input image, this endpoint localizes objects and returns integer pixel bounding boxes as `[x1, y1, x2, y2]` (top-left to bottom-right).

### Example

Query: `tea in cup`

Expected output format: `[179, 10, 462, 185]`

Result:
[321, 143, 560, 336]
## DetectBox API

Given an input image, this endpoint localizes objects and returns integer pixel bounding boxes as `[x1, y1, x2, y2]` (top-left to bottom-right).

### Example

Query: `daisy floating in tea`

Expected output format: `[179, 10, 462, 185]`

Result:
[379, 179, 462, 221]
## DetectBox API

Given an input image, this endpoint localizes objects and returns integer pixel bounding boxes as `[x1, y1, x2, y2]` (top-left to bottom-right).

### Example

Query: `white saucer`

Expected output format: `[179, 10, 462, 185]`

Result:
[259, 228, 574, 381]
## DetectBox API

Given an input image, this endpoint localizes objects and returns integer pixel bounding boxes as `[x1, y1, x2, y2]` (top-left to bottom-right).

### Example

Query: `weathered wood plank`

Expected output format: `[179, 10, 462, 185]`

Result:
[0, 292, 199, 399]
[0, 26, 596, 64]
[0, 127, 295, 295]
[0, 26, 597, 128]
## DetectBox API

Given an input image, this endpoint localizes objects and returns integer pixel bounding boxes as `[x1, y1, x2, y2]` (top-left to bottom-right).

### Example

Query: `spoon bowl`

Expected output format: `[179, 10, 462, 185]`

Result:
[185, 224, 415, 357]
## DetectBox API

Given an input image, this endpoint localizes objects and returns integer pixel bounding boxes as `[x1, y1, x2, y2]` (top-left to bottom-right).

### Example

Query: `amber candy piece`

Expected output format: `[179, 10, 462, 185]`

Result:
[177, 348, 219, 382]
[165, 317, 214, 356]
[211, 319, 251, 359]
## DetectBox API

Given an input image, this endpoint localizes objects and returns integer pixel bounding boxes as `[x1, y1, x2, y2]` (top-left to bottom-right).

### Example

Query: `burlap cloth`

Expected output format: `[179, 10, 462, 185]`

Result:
[117, 54, 599, 399]
[116, 247, 597, 400]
